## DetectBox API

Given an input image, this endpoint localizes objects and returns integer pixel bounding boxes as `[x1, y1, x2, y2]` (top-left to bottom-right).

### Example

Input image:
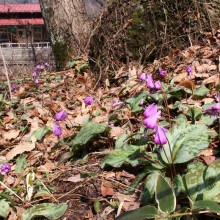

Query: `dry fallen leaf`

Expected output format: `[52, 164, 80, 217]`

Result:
[201, 156, 216, 165]
[6, 141, 35, 161]
[110, 127, 126, 139]
[65, 174, 84, 183]
[37, 161, 56, 173]
[101, 181, 115, 197]
[2, 130, 20, 141]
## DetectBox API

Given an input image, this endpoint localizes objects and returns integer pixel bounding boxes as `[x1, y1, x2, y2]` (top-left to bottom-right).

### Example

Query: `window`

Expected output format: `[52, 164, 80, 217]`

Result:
[0, 28, 9, 42]
[33, 26, 42, 40]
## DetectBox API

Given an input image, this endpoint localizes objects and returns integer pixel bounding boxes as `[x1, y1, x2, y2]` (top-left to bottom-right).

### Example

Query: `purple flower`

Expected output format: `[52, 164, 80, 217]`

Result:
[204, 103, 220, 117]
[45, 62, 49, 67]
[34, 78, 39, 85]
[154, 126, 167, 145]
[143, 111, 161, 129]
[139, 99, 144, 106]
[144, 103, 158, 118]
[154, 81, 162, 90]
[35, 65, 44, 70]
[159, 69, 166, 77]
[0, 163, 11, 175]
[84, 96, 94, 105]
[140, 73, 147, 81]
[186, 65, 192, 79]
[11, 83, 17, 91]
[146, 74, 155, 89]
[215, 93, 220, 102]
[53, 122, 62, 137]
[55, 110, 67, 121]
[32, 72, 37, 78]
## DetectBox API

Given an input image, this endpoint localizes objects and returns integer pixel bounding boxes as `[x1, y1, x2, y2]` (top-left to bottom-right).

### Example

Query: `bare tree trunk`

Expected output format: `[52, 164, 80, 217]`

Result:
[39, 0, 92, 69]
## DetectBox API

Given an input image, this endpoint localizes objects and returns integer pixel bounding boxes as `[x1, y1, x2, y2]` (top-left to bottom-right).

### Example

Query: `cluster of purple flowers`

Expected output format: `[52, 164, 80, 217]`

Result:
[204, 93, 220, 118]
[52, 110, 67, 137]
[32, 63, 49, 85]
[0, 163, 11, 175]
[143, 103, 167, 145]
[140, 73, 162, 90]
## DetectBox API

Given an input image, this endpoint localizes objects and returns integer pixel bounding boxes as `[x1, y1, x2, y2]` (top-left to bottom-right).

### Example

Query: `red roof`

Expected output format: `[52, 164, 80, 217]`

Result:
[0, 4, 41, 13]
[0, 18, 44, 26]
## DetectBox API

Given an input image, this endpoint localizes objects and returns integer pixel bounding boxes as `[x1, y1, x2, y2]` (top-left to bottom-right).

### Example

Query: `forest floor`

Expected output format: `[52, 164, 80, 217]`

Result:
[0, 30, 220, 220]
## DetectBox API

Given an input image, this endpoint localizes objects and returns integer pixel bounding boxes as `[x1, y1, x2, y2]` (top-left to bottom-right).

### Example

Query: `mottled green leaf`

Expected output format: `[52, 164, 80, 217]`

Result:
[193, 85, 210, 97]
[116, 205, 158, 220]
[155, 173, 176, 214]
[200, 115, 217, 126]
[73, 121, 110, 147]
[101, 145, 145, 168]
[161, 123, 210, 164]
[0, 200, 10, 218]
[15, 155, 27, 174]
[141, 172, 158, 204]
[28, 126, 52, 141]
[126, 92, 147, 112]
[203, 159, 220, 202]
[22, 203, 67, 220]
[193, 200, 220, 213]
[184, 162, 206, 202]
[115, 134, 129, 149]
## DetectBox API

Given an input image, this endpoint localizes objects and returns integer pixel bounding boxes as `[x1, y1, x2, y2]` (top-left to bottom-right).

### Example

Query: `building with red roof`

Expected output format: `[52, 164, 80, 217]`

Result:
[0, 4, 48, 43]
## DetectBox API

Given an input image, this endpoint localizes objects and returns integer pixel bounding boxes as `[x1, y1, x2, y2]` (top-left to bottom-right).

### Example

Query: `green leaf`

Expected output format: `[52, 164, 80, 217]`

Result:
[155, 173, 176, 214]
[141, 172, 158, 204]
[15, 155, 27, 174]
[193, 85, 210, 97]
[173, 175, 186, 196]
[101, 145, 145, 168]
[28, 126, 52, 141]
[93, 199, 101, 213]
[126, 92, 147, 112]
[161, 123, 210, 164]
[73, 122, 110, 148]
[203, 181, 220, 203]
[115, 205, 158, 220]
[186, 107, 202, 123]
[200, 115, 217, 126]
[0, 200, 10, 218]
[115, 134, 129, 149]
[204, 159, 220, 189]
[184, 162, 206, 202]
[22, 203, 67, 220]
[203, 159, 220, 202]
[193, 200, 220, 213]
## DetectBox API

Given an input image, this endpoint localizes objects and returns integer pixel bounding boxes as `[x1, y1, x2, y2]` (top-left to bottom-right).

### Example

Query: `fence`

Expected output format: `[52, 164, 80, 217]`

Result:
[0, 42, 53, 64]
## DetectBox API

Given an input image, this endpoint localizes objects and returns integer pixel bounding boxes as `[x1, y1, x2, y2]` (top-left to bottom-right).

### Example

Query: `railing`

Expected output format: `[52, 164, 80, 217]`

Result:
[0, 42, 53, 64]
[0, 42, 51, 48]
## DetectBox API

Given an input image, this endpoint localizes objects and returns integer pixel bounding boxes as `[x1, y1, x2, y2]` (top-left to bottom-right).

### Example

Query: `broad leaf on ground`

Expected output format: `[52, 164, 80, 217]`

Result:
[73, 121, 110, 148]
[155, 173, 176, 214]
[193, 200, 220, 213]
[126, 92, 147, 112]
[101, 145, 146, 168]
[115, 205, 158, 220]
[184, 162, 206, 202]
[161, 122, 210, 164]
[0, 200, 10, 218]
[22, 203, 67, 220]
[15, 155, 27, 174]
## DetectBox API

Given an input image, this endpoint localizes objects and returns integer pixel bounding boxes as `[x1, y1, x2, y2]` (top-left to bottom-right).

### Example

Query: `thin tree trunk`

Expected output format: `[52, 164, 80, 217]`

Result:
[39, 0, 92, 69]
